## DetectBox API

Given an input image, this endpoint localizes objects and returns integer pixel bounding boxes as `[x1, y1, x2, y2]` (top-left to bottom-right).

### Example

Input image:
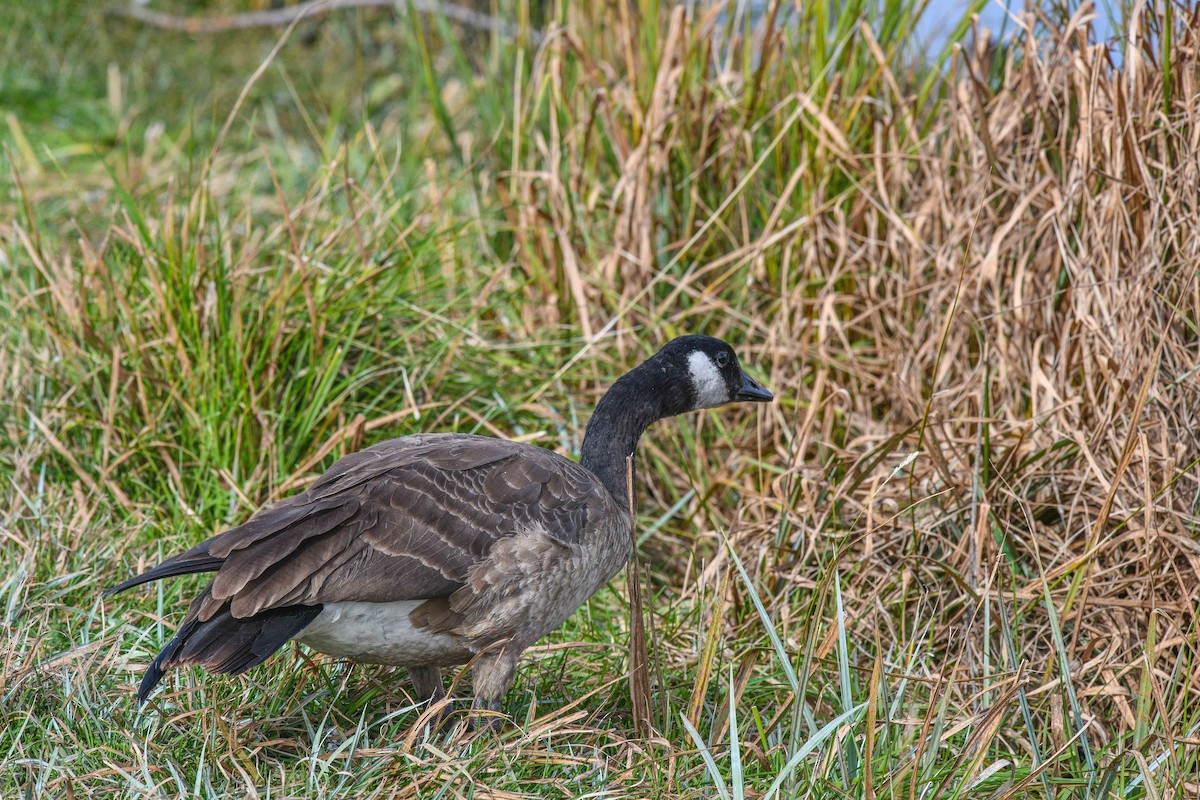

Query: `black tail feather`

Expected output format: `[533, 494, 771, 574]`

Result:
[106, 548, 223, 597]
[138, 617, 197, 704]
[137, 604, 322, 704]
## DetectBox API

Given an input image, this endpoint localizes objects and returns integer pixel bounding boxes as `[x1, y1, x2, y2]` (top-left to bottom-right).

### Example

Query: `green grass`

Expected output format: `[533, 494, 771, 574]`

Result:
[4, 0, 1200, 797]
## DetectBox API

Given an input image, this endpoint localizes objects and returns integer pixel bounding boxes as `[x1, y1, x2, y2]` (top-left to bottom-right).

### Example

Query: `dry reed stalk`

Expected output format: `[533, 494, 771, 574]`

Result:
[625, 455, 654, 738]
[503, 0, 1200, 751]
[601, 5, 687, 295]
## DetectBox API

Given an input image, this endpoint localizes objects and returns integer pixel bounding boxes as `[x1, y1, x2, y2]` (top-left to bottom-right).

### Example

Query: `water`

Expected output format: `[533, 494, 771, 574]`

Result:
[917, 0, 1120, 50]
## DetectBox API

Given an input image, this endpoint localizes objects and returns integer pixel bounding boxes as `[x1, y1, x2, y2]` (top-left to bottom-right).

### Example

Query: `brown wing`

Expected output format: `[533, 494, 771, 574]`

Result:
[138, 434, 606, 622]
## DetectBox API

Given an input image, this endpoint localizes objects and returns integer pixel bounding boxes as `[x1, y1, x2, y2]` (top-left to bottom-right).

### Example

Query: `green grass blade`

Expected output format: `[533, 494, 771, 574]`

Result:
[680, 713, 732, 800]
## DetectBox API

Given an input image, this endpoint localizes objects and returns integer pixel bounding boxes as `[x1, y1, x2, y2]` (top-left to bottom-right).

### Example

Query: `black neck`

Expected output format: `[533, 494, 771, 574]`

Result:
[579, 364, 668, 510]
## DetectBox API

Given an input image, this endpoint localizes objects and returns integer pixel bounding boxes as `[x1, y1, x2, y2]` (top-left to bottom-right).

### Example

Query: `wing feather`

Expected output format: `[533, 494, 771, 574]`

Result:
[126, 434, 607, 624]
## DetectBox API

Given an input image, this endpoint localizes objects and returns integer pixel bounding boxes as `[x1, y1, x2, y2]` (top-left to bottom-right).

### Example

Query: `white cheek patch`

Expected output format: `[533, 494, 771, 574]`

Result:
[687, 350, 729, 408]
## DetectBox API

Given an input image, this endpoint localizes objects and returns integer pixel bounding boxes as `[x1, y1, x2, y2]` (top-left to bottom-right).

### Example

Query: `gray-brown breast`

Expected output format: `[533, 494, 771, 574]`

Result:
[191, 434, 616, 622]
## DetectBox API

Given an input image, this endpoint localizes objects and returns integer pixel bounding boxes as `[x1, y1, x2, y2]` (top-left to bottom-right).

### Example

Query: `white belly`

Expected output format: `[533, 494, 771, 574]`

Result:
[295, 600, 473, 667]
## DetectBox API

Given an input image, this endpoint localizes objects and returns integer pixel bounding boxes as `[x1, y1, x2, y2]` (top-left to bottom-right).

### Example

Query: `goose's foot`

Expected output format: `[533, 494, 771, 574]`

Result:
[470, 650, 517, 731]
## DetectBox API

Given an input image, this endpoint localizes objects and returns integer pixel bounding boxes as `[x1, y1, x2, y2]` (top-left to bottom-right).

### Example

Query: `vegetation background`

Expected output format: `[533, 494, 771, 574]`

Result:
[2, 0, 1198, 797]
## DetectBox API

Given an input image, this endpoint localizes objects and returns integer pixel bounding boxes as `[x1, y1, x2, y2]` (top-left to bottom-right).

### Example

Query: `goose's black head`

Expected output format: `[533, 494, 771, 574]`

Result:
[643, 335, 773, 416]
[581, 334, 773, 501]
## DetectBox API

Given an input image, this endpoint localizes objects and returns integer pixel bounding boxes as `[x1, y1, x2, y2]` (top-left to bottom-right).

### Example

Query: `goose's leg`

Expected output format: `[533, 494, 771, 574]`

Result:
[409, 665, 445, 705]
[408, 665, 454, 731]
[471, 649, 519, 730]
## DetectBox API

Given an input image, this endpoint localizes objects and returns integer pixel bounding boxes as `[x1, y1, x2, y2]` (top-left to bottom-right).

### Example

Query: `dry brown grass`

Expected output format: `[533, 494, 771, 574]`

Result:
[499, 0, 1200, 789]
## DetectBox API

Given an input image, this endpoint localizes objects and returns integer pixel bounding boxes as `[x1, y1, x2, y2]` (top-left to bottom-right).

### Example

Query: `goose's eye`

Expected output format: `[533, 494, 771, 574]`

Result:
[715, 352, 730, 369]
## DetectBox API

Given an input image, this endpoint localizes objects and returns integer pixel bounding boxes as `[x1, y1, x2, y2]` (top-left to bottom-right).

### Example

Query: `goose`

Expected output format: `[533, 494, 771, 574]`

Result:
[107, 335, 772, 722]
